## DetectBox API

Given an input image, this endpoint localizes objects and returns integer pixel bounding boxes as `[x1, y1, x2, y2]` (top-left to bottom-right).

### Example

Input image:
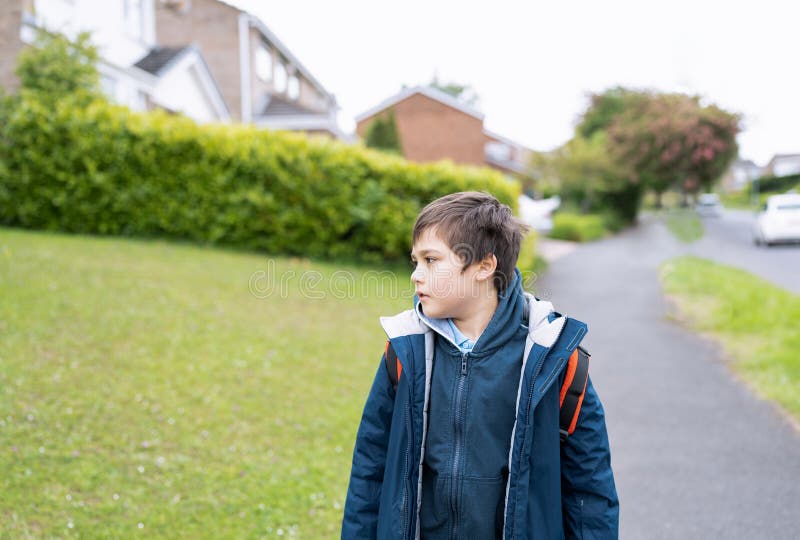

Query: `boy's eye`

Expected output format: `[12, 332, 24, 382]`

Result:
[410, 256, 436, 267]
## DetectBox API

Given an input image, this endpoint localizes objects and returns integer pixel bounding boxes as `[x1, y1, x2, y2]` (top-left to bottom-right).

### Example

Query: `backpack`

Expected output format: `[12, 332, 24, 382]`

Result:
[383, 341, 590, 443]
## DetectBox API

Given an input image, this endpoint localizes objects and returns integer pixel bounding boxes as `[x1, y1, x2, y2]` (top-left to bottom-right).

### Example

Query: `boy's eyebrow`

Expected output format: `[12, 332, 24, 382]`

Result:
[410, 248, 442, 258]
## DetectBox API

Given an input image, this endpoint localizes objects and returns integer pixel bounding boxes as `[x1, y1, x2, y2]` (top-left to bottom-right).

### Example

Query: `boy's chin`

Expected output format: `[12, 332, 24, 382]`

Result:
[418, 300, 451, 320]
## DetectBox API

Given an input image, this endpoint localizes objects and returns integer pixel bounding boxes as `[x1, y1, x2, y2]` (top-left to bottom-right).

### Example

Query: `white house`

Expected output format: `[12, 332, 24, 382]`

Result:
[720, 159, 763, 192]
[154, 0, 344, 138]
[2, 0, 229, 123]
[764, 154, 800, 178]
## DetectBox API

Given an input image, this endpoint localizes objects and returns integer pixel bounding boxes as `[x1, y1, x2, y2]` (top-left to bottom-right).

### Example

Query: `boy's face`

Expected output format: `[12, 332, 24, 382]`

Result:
[410, 228, 494, 319]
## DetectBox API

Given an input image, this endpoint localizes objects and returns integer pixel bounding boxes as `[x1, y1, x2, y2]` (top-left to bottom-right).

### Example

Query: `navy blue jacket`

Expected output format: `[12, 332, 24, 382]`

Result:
[342, 273, 619, 539]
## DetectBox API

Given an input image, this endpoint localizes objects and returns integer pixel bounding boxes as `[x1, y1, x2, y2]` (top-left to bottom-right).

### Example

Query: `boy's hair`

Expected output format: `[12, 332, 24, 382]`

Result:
[413, 191, 529, 292]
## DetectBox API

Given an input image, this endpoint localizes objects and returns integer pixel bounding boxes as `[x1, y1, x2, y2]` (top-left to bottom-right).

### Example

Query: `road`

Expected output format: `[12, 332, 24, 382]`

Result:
[534, 213, 800, 540]
[687, 209, 800, 294]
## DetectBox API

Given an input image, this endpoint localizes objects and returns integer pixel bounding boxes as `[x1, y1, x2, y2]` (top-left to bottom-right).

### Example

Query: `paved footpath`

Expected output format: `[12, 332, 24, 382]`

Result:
[535, 214, 800, 539]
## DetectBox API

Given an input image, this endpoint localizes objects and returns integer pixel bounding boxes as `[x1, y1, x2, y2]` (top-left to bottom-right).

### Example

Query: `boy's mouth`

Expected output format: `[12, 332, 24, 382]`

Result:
[416, 292, 428, 300]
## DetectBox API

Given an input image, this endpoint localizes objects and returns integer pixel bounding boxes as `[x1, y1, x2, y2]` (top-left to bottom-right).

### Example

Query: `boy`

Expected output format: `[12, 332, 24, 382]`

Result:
[341, 192, 619, 539]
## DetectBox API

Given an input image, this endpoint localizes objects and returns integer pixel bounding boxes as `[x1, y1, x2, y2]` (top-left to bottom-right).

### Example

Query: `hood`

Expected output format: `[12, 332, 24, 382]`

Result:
[414, 268, 527, 356]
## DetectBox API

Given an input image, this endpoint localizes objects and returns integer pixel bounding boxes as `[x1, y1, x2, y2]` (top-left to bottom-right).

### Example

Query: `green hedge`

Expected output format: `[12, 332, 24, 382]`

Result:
[747, 173, 800, 196]
[549, 212, 608, 242]
[0, 95, 518, 262]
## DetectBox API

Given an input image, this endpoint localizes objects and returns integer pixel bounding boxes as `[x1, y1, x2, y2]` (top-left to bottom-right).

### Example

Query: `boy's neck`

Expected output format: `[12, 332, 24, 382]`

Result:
[451, 286, 499, 342]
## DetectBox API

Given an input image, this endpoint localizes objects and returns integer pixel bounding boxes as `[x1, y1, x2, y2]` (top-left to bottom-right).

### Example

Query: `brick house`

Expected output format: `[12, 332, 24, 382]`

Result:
[0, 1, 27, 95]
[155, 0, 343, 138]
[355, 86, 532, 179]
[0, 0, 230, 123]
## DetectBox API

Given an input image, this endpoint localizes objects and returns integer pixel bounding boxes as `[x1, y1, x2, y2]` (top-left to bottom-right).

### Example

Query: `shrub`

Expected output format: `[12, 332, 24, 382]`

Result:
[747, 173, 800, 196]
[0, 95, 519, 262]
[549, 212, 608, 242]
[517, 229, 538, 277]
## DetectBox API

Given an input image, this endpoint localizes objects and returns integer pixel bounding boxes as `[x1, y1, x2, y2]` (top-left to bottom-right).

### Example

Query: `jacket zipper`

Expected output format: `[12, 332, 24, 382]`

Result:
[450, 352, 469, 540]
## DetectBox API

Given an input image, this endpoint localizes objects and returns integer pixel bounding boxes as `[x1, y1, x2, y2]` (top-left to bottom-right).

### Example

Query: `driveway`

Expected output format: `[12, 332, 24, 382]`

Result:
[534, 214, 800, 540]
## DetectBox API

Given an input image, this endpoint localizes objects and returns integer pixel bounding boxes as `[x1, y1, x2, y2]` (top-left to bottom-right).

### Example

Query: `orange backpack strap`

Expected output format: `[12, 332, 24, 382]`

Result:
[558, 345, 590, 442]
[384, 341, 402, 392]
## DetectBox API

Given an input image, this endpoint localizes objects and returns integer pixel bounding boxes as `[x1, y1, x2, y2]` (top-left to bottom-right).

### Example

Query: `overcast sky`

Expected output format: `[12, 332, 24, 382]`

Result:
[231, 0, 798, 165]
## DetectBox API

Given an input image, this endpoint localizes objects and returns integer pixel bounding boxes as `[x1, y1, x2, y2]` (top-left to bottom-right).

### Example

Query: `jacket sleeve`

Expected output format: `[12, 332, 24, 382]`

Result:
[341, 353, 396, 539]
[560, 375, 620, 540]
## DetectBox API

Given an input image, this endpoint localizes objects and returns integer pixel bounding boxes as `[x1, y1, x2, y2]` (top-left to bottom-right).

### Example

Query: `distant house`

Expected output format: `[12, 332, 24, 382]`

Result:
[155, 0, 344, 138]
[0, 0, 230, 123]
[484, 129, 534, 178]
[355, 86, 532, 179]
[719, 159, 762, 193]
[763, 154, 800, 178]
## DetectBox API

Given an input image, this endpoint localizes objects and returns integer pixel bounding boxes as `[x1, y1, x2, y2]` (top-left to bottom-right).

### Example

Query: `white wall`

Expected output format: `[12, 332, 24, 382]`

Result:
[26, 0, 225, 123]
[774, 158, 800, 177]
[32, 0, 156, 67]
[152, 53, 226, 123]
[97, 61, 154, 112]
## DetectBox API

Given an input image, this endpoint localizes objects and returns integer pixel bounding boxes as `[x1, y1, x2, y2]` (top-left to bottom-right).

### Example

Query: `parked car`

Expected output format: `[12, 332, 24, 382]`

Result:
[696, 193, 723, 217]
[753, 193, 800, 246]
[518, 194, 560, 233]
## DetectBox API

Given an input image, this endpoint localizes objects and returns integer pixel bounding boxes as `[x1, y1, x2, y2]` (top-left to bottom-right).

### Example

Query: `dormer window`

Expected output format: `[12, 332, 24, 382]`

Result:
[274, 61, 287, 93]
[124, 0, 145, 39]
[255, 44, 273, 82]
[287, 74, 299, 100]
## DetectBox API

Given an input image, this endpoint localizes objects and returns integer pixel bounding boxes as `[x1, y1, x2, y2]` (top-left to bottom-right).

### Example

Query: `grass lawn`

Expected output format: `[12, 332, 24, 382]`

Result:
[660, 256, 800, 422]
[664, 209, 704, 242]
[0, 227, 415, 538]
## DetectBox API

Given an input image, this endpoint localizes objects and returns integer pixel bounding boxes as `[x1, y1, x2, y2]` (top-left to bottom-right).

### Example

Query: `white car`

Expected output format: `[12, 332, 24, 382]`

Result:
[696, 193, 723, 217]
[518, 194, 560, 233]
[753, 193, 800, 246]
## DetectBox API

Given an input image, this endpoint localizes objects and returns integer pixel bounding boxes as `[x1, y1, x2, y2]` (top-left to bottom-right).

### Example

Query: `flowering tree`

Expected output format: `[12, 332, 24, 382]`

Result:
[537, 87, 739, 220]
[605, 92, 740, 207]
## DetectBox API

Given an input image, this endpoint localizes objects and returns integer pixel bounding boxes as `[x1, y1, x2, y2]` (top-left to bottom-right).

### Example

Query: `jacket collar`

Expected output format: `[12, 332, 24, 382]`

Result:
[380, 291, 566, 350]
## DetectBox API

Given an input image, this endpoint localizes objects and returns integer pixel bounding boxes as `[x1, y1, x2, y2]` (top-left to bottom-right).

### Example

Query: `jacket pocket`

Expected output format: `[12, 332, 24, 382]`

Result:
[461, 474, 506, 540]
[419, 464, 449, 535]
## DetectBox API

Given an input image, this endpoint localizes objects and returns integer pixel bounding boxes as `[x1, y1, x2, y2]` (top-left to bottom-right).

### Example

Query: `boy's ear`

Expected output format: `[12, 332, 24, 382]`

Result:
[476, 253, 498, 282]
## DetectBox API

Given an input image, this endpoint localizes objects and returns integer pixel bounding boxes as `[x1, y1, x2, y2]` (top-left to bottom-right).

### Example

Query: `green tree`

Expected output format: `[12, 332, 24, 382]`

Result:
[550, 132, 632, 213]
[15, 28, 101, 105]
[429, 76, 480, 109]
[364, 109, 402, 155]
[577, 86, 649, 139]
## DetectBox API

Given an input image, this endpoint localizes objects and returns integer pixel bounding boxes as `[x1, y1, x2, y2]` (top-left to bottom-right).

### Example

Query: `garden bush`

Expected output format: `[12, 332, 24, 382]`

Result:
[0, 94, 518, 262]
[747, 173, 800, 197]
[548, 212, 608, 242]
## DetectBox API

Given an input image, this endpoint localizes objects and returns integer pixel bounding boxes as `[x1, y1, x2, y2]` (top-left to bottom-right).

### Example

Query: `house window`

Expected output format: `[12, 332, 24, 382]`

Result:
[287, 74, 299, 100]
[274, 61, 287, 93]
[485, 141, 512, 162]
[255, 44, 272, 82]
[124, 0, 145, 39]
